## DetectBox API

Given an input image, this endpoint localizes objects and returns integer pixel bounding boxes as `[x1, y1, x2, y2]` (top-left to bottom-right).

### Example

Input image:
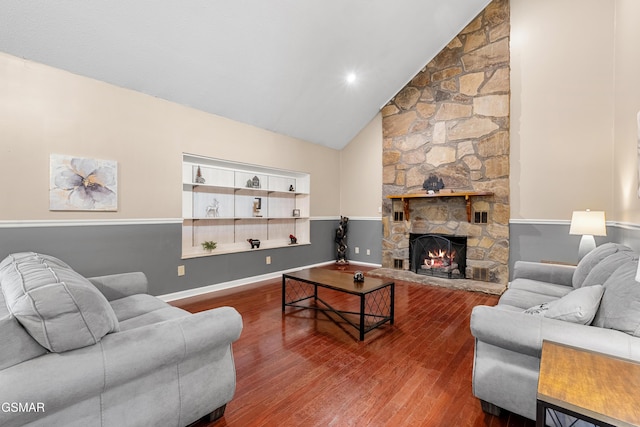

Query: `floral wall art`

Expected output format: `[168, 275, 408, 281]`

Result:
[49, 154, 118, 211]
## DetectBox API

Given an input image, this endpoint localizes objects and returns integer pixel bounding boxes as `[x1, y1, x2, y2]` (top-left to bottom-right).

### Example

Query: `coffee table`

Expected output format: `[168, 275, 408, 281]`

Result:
[282, 268, 394, 341]
[537, 340, 640, 427]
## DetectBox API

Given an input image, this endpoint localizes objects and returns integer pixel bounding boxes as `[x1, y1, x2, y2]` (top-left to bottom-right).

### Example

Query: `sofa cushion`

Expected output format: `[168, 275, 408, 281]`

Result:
[498, 288, 564, 310]
[581, 250, 638, 288]
[508, 278, 574, 298]
[572, 243, 633, 288]
[523, 285, 605, 325]
[0, 285, 47, 370]
[0, 252, 119, 352]
[592, 260, 640, 336]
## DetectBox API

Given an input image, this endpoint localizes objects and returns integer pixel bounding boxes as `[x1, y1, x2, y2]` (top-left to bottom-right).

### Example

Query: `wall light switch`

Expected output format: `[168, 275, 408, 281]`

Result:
[266, 256, 271, 265]
[355, 247, 360, 254]
[366, 249, 371, 256]
[177, 265, 185, 276]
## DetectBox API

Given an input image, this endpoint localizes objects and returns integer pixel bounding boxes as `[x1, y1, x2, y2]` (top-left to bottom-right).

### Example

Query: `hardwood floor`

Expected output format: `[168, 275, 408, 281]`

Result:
[173, 265, 535, 427]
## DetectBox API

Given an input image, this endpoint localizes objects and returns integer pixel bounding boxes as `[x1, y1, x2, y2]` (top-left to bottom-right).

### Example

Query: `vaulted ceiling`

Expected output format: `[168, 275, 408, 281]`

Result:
[0, 1, 491, 149]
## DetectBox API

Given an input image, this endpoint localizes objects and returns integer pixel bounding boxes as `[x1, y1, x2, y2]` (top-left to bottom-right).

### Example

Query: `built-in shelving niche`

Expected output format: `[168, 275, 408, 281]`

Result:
[182, 154, 310, 259]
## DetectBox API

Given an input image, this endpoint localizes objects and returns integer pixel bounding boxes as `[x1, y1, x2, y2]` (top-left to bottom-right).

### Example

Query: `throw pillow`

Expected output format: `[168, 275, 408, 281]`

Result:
[592, 260, 640, 336]
[523, 285, 605, 325]
[0, 252, 119, 352]
[572, 243, 633, 289]
[580, 251, 638, 289]
[544, 284, 604, 324]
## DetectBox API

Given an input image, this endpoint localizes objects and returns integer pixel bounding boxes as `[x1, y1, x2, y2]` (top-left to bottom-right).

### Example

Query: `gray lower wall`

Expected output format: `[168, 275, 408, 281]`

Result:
[12, 218, 637, 293]
[508, 221, 640, 280]
[0, 219, 336, 296]
[339, 219, 383, 265]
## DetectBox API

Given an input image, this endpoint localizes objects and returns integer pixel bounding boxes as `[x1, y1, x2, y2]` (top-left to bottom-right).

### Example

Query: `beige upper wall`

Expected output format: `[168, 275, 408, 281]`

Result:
[0, 52, 340, 220]
[510, 0, 616, 221]
[4, 0, 637, 225]
[613, 0, 640, 223]
[339, 113, 383, 218]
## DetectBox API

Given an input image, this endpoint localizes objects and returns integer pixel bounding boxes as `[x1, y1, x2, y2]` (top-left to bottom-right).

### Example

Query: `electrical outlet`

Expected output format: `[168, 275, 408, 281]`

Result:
[266, 256, 271, 265]
[355, 247, 360, 254]
[366, 249, 371, 255]
[177, 265, 185, 276]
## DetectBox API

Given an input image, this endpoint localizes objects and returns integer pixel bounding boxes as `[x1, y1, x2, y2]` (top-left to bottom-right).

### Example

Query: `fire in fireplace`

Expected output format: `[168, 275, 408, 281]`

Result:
[409, 234, 467, 279]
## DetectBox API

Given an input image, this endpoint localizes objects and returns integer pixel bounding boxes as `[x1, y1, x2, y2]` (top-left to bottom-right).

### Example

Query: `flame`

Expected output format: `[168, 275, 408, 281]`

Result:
[425, 249, 456, 268]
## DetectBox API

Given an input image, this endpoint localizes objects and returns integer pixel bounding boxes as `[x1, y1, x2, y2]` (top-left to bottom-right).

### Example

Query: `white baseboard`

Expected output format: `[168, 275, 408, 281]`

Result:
[159, 259, 382, 302]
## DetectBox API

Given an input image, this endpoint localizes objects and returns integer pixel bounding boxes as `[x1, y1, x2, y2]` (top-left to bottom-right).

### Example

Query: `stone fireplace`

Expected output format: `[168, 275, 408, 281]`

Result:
[380, 0, 510, 287]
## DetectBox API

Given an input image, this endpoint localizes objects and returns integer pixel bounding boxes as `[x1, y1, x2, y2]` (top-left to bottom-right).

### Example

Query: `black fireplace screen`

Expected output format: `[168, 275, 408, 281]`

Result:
[409, 234, 467, 278]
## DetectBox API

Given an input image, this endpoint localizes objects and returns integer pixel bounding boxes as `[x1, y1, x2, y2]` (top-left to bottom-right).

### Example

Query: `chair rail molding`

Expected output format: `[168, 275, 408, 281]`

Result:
[0, 218, 184, 228]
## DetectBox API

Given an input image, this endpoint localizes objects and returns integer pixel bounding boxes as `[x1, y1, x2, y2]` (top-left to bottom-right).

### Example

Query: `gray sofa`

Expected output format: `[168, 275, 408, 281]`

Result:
[471, 242, 640, 422]
[0, 252, 243, 427]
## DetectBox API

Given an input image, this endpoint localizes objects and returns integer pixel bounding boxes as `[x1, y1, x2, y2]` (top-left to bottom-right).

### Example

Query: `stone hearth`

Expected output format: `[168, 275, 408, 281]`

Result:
[381, 0, 510, 286]
[368, 268, 505, 295]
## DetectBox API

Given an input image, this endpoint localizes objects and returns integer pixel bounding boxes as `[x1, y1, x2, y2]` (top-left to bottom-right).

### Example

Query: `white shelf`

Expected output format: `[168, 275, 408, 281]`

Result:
[182, 154, 310, 258]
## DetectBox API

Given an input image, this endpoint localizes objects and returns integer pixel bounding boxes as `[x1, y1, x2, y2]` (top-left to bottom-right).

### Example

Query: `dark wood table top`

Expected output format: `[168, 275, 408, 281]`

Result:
[283, 268, 393, 294]
[538, 340, 640, 427]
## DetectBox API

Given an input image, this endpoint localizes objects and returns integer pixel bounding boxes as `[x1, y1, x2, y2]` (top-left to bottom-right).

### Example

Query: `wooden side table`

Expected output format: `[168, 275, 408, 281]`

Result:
[537, 340, 640, 427]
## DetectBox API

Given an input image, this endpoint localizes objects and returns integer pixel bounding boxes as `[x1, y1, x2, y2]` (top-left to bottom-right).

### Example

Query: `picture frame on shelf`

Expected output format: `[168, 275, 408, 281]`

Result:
[292, 209, 300, 217]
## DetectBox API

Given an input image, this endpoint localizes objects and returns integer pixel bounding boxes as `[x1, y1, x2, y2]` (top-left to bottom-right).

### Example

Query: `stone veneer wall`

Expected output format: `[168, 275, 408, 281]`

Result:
[381, 0, 510, 285]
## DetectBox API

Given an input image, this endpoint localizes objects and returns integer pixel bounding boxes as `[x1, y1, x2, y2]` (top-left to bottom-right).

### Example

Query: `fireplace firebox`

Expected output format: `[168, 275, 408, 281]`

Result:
[409, 234, 467, 279]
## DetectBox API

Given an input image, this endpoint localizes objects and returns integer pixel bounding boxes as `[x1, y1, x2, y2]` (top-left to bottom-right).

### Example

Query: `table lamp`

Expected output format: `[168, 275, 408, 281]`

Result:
[569, 210, 606, 260]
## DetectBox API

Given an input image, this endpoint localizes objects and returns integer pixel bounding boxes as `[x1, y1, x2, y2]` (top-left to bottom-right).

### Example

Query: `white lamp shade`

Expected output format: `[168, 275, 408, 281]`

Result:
[569, 210, 607, 236]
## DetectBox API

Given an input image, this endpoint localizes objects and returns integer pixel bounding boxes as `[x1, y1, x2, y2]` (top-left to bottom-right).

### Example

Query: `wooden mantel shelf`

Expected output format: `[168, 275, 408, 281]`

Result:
[387, 191, 494, 222]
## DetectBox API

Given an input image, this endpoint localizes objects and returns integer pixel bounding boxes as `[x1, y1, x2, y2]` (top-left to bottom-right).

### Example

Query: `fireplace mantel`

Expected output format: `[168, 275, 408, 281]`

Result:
[387, 191, 493, 222]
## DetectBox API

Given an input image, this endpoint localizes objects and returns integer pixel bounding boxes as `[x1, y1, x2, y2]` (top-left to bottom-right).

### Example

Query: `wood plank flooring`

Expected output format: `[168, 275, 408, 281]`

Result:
[173, 265, 535, 427]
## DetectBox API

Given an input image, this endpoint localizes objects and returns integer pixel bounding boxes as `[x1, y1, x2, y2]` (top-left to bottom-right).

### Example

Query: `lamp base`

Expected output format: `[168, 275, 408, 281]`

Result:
[578, 235, 596, 260]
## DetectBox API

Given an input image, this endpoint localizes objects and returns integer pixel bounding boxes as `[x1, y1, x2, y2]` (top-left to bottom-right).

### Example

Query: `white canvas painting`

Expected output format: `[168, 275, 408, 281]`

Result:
[50, 154, 118, 211]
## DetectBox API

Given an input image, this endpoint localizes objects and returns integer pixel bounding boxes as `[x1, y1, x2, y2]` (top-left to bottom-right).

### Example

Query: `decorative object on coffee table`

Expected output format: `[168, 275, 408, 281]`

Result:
[354, 271, 365, 282]
[247, 238, 260, 249]
[335, 216, 349, 264]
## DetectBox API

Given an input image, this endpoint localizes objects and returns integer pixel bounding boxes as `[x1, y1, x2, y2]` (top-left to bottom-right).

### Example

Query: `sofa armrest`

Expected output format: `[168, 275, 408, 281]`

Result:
[89, 272, 149, 300]
[471, 305, 640, 361]
[100, 306, 242, 388]
[512, 261, 575, 287]
[0, 306, 242, 426]
[471, 305, 544, 357]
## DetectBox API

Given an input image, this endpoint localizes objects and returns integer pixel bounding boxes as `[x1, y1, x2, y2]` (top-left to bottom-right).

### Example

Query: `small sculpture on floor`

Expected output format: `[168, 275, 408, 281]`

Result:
[335, 216, 349, 264]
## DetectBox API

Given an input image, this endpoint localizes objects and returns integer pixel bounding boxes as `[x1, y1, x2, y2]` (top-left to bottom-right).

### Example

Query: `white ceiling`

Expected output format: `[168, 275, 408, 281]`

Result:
[0, 0, 491, 150]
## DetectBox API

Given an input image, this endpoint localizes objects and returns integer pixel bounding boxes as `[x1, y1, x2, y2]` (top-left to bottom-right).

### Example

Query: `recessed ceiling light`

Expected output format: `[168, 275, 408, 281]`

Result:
[346, 73, 357, 84]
